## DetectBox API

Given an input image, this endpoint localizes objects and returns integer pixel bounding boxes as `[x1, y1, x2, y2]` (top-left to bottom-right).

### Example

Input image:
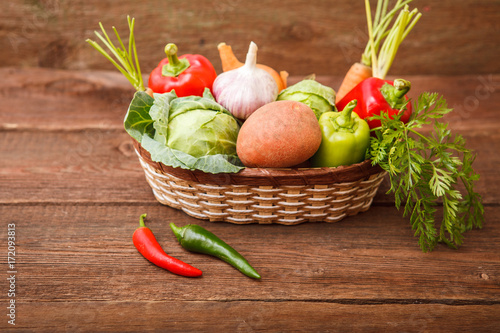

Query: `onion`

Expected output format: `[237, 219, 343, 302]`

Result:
[213, 41, 279, 120]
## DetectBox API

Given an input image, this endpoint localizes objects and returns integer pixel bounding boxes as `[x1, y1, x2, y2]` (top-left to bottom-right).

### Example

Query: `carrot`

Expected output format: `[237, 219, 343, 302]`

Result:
[145, 87, 154, 98]
[335, 0, 421, 103]
[335, 62, 372, 103]
[279, 71, 289, 90]
[217, 43, 243, 71]
[217, 42, 288, 91]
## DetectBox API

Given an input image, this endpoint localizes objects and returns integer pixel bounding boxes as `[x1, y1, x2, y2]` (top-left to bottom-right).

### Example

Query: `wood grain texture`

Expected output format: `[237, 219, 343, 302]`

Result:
[3, 302, 500, 332]
[2, 0, 500, 76]
[0, 204, 498, 302]
[1, 68, 498, 132]
[0, 204, 498, 330]
[1, 68, 499, 331]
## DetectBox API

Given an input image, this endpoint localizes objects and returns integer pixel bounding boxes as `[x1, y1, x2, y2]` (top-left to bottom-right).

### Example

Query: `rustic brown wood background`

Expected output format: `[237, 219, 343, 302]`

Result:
[1, 0, 500, 331]
[1, 67, 500, 331]
[2, 0, 500, 77]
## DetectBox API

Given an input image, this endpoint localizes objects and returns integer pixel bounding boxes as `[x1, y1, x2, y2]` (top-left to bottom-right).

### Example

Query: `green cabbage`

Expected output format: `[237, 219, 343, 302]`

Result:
[277, 79, 337, 119]
[124, 89, 243, 173]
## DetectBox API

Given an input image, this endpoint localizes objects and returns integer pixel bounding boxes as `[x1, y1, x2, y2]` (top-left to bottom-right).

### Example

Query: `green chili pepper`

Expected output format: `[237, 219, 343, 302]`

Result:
[170, 223, 261, 279]
[310, 99, 371, 168]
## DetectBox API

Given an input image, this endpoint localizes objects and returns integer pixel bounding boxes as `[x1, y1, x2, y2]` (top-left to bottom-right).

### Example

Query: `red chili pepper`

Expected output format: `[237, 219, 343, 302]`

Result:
[148, 43, 217, 97]
[336, 77, 413, 129]
[132, 214, 202, 277]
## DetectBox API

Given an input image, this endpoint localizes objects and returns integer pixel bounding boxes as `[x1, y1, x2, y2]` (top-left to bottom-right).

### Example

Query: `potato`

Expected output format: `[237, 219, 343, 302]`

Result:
[236, 100, 322, 168]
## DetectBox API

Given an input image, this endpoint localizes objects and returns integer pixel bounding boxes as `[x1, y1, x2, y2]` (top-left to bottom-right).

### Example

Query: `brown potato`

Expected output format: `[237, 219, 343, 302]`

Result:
[236, 100, 321, 168]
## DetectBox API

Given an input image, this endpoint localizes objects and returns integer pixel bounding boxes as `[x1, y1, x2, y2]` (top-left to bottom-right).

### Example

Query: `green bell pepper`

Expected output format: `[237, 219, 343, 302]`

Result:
[311, 100, 370, 168]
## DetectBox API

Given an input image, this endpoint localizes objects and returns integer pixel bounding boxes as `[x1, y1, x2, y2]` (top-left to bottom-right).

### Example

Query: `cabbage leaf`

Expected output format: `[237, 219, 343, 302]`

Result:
[277, 79, 337, 119]
[124, 89, 244, 174]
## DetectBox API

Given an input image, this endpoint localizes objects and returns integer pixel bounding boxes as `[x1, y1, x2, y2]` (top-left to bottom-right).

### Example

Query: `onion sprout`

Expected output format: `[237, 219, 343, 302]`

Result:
[86, 16, 145, 91]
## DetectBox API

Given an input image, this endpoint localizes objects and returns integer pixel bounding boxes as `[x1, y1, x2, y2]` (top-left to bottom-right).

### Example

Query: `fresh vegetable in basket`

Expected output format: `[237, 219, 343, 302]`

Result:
[124, 89, 244, 173]
[311, 100, 370, 168]
[213, 41, 279, 120]
[236, 100, 321, 168]
[369, 93, 484, 252]
[218, 42, 288, 91]
[133, 214, 202, 277]
[336, 78, 412, 129]
[170, 223, 261, 279]
[148, 43, 217, 97]
[277, 78, 337, 120]
[336, 0, 421, 102]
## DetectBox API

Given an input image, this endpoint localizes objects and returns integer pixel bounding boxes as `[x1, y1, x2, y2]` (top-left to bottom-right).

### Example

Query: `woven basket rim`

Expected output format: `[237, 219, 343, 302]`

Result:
[132, 139, 384, 186]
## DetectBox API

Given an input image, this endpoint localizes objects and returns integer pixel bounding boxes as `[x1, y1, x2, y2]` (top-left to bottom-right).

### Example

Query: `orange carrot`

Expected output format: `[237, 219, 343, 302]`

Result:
[217, 43, 243, 71]
[145, 87, 154, 98]
[217, 42, 288, 91]
[279, 71, 289, 90]
[336, 0, 421, 104]
[335, 62, 372, 103]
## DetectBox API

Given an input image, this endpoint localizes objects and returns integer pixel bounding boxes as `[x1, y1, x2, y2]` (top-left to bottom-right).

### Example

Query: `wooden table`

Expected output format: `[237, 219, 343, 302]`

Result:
[1, 67, 499, 332]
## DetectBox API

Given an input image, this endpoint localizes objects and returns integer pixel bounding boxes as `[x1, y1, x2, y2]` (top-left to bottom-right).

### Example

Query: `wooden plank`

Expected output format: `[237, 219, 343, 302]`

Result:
[3, 302, 499, 332]
[0, 130, 155, 204]
[0, 68, 500, 134]
[1, 204, 498, 304]
[1, 68, 498, 131]
[0, 129, 497, 204]
[2, 0, 500, 76]
[0, 68, 135, 131]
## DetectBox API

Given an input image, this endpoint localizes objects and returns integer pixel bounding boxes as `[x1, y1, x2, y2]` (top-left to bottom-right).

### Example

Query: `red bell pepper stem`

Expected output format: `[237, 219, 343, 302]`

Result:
[393, 79, 412, 98]
[133, 214, 202, 277]
[380, 79, 412, 109]
[335, 77, 413, 129]
[162, 43, 191, 77]
[148, 43, 217, 97]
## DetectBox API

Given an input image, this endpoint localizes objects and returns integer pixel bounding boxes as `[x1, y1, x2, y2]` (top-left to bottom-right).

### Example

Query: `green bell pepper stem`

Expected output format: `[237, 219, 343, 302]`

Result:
[380, 78, 411, 109]
[162, 43, 191, 77]
[336, 100, 358, 128]
[170, 223, 261, 279]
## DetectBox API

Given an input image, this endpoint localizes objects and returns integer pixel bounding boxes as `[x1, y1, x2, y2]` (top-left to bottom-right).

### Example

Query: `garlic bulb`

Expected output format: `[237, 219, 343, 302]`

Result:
[213, 41, 279, 120]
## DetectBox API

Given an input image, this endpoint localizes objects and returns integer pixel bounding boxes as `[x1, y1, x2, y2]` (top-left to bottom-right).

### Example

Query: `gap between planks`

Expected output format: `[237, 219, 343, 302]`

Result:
[11, 298, 500, 306]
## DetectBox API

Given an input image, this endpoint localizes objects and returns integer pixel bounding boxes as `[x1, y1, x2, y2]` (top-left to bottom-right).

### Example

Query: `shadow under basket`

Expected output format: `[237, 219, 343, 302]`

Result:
[133, 140, 387, 225]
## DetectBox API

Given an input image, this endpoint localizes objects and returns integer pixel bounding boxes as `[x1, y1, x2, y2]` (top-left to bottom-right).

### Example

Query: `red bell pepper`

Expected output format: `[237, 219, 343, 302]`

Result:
[148, 43, 217, 97]
[336, 77, 412, 129]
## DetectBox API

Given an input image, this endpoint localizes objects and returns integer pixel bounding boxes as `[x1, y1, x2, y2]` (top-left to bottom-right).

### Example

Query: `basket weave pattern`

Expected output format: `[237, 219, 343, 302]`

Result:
[133, 140, 386, 225]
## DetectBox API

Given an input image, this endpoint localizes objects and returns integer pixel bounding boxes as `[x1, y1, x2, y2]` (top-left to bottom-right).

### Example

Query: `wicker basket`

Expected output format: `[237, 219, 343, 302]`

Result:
[133, 140, 387, 225]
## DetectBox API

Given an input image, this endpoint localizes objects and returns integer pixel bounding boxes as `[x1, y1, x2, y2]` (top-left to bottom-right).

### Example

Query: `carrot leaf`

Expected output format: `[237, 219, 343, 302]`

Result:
[362, 0, 421, 79]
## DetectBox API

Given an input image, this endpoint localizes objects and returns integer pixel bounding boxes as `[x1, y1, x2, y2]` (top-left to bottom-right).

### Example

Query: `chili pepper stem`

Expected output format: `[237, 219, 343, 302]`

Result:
[336, 100, 358, 128]
[162, 43, 191, 77]
[169, 223, 184, 243]
[139, 213, 147, 228]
